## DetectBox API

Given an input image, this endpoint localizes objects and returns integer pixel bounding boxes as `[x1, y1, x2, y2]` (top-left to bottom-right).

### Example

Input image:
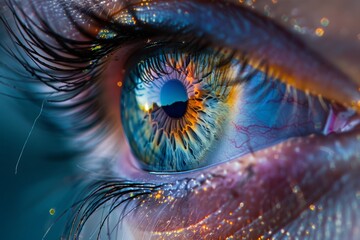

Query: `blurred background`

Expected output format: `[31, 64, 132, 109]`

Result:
[0, 27, 76, 237]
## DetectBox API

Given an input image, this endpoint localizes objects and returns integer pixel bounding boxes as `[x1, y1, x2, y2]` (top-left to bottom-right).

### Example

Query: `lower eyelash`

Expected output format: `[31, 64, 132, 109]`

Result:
[59, 169, 241, 239]
[59, 179, 164, 239]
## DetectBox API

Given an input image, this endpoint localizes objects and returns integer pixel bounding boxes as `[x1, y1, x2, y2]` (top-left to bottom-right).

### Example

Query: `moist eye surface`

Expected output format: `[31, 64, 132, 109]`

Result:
[120, 47, 332, 172]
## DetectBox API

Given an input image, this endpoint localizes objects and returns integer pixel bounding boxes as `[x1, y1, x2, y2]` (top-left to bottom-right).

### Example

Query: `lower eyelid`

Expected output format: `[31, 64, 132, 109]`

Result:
[123, 128, 360, 238]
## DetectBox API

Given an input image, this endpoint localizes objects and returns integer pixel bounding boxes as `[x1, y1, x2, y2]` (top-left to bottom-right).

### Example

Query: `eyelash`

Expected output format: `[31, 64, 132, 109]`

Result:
[2, 1, 233, 236]
[61, 179, 164, 239]
[2, 1, 201, 91]
[1, 0, 343, 238]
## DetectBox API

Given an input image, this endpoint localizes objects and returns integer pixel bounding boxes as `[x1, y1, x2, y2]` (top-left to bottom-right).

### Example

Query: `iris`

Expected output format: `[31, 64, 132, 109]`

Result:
[121, 49, 236, 172]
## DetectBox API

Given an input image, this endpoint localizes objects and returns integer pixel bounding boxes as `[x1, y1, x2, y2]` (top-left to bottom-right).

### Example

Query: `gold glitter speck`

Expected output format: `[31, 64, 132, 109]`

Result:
[91, 45, 102, 51]
[49, 208, 55, 215]
[309, 204, 316, 211]
[315, 28, 325, 37]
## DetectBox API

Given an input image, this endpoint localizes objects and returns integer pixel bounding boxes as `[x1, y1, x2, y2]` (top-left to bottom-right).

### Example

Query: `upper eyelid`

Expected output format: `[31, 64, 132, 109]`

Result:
[4, 0, 360, 112]
[128, 2, 360, 111]
[54, 0, 360, 111]
[109, 0, 360, 112]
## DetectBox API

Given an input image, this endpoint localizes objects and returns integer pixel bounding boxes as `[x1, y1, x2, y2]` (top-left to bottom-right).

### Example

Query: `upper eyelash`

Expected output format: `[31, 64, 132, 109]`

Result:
[0, 0, 207, 96]
[1, 1, 107, 95]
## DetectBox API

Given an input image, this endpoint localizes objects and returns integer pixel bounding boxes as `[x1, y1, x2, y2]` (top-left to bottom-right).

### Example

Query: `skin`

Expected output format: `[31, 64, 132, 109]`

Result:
[0, 0, 359, 239]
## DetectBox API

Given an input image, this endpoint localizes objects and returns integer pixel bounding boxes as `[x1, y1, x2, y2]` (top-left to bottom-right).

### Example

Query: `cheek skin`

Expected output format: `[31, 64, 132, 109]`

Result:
[124, 128, 360, 239]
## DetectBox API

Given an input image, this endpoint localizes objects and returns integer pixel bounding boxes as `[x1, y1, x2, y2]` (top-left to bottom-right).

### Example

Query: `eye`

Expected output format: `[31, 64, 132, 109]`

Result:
[121, 46, 330, 172]
[2, 0, 360, 239]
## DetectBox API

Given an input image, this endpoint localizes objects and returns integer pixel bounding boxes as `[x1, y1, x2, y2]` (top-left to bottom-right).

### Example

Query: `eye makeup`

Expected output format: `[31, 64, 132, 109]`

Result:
[111, 0, 360, 112]
[1, 0, 360, 239]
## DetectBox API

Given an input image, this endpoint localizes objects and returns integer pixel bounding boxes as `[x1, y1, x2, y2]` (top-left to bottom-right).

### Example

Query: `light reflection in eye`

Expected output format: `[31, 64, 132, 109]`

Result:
[1, 0, 360, 239]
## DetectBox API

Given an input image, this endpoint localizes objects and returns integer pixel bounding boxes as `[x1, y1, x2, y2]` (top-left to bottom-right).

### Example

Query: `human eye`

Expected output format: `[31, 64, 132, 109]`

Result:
[1, 0, 360, 239]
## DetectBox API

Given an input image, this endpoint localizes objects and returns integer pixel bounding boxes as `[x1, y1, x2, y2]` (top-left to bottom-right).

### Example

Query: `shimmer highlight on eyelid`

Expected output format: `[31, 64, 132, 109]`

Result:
[108, 0, 360, 112]
[18, 0, 360, 113]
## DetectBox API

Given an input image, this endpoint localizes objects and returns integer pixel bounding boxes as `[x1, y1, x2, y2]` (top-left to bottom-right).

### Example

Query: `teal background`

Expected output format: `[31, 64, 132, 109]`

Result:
[0, 25, 77, 239]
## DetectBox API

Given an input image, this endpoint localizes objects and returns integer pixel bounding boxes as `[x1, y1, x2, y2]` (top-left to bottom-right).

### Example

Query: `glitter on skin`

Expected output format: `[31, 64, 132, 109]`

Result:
[320, 17, 330, 27]
[126, 128, 360, 239]
[315, 28, 325, 37]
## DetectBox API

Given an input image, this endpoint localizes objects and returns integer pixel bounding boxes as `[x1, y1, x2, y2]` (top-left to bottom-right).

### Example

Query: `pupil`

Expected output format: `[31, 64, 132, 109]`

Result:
[160, 79, 188, 118]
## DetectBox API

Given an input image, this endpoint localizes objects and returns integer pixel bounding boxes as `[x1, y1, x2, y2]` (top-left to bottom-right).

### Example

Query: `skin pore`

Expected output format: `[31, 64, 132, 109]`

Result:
[0, 0, 360, 239]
